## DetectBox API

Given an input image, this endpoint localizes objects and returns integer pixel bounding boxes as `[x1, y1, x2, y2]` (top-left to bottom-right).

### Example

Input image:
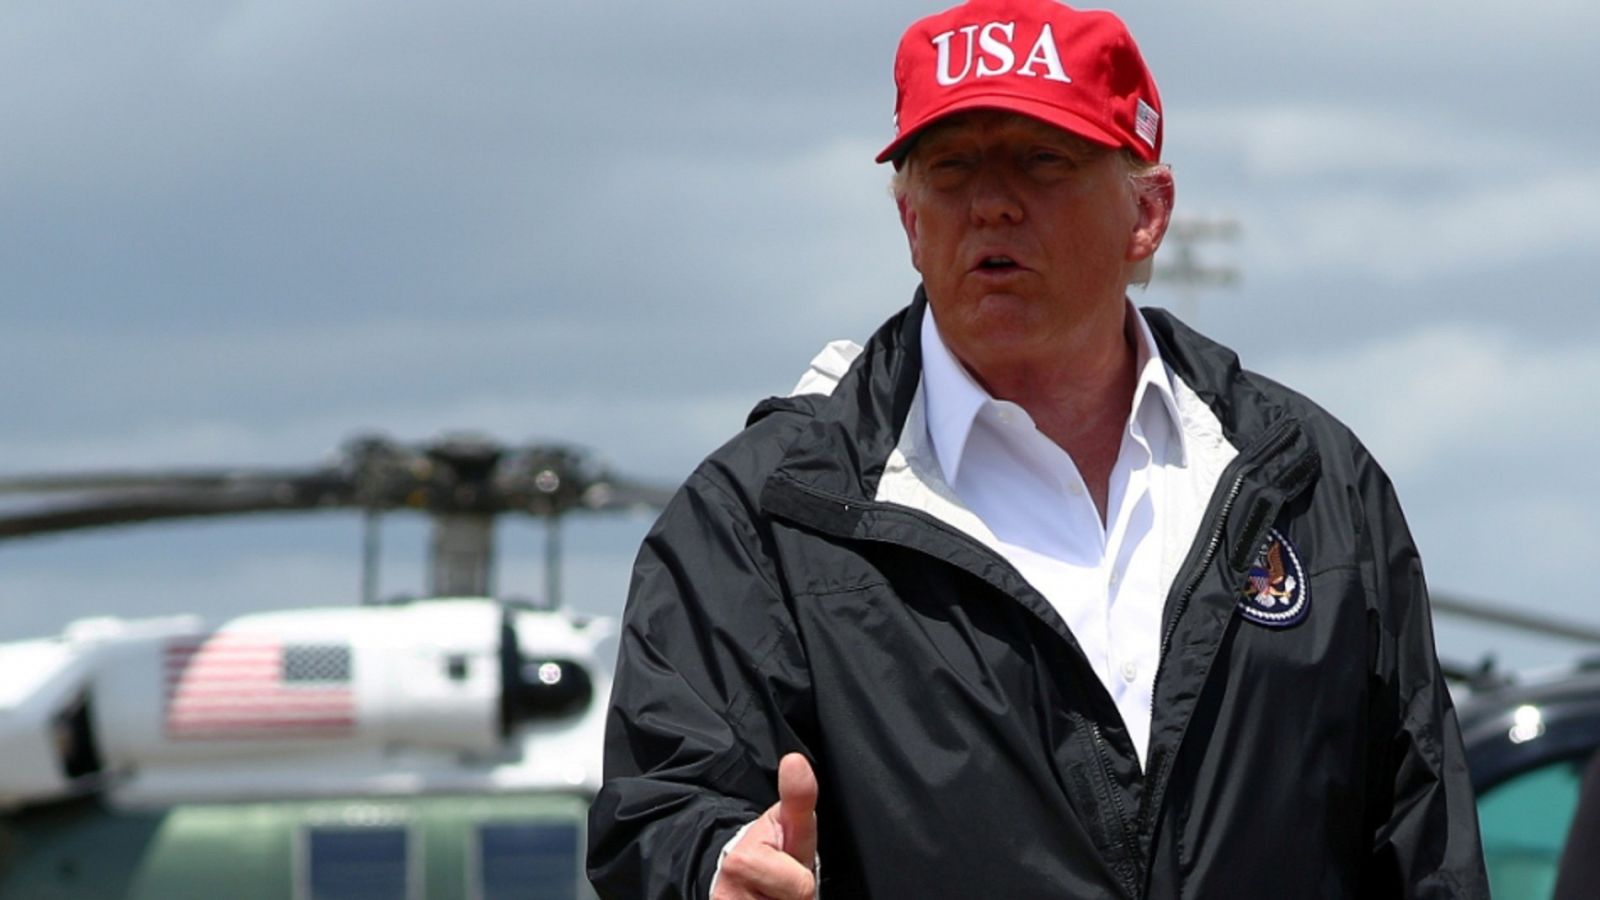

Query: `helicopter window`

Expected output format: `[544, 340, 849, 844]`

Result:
[475, 821, 580, 900]
[1476, 754, 1588, 899]
[301, 825, 414, 900]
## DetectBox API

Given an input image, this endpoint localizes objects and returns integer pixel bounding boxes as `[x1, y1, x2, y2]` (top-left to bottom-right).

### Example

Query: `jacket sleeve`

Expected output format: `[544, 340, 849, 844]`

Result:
[1354, 445, 1490, 898]
[587, 466, 815, 900]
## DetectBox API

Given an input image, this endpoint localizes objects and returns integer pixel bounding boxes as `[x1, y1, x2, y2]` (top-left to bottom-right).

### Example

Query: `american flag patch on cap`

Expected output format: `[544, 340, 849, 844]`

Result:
[1134, 99, 1159, 148]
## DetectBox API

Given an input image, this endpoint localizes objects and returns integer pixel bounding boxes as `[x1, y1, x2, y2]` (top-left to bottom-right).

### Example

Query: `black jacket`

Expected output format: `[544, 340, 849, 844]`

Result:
[588, 294, 1488, 898]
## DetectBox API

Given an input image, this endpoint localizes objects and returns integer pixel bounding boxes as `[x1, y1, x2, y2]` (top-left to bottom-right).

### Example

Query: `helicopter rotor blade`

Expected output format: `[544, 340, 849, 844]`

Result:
[0, 473, 355, 541]
[1432, 592, 1600, 645]
[0, 436, 678, 577]
[0, 468, 314, 496]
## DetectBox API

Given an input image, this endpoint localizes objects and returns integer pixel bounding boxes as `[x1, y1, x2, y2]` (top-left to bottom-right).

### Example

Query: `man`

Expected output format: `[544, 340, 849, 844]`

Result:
[588, 1, 1488, 897]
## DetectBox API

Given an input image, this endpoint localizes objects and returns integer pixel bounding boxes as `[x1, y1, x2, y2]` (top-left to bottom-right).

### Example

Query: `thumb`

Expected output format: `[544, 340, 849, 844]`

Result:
[776, 752, 818, 870]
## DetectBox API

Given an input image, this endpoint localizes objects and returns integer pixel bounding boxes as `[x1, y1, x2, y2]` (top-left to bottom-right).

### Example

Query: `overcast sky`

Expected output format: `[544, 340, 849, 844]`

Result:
[3, 1, 1598, 674]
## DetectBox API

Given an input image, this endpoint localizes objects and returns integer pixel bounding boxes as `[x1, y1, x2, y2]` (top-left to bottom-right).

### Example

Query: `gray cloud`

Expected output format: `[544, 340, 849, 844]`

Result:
[2, 1, 1597, 669]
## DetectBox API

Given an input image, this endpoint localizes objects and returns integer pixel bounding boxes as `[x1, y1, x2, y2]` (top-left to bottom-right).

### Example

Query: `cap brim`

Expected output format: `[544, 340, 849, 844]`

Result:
[875, 92, 1124, 164]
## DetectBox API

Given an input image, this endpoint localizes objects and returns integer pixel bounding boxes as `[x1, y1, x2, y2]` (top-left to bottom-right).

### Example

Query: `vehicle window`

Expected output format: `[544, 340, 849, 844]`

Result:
[302, 826, 412, 900]
[476, 821, 580, 900]
[1477, 757, 1587, 899]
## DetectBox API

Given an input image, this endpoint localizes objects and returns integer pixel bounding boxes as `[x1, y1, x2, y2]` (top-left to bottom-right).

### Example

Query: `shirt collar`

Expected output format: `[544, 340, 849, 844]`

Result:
[921, 301, 1188, 486]
[1125, 303, 1187, 466]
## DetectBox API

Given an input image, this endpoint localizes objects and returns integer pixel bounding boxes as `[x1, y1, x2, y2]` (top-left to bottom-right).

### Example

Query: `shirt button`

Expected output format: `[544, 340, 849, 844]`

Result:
[1121, 661, 1139, 683]
[1108, 571, 1120, 587]
[1067, 481, 1085, 497]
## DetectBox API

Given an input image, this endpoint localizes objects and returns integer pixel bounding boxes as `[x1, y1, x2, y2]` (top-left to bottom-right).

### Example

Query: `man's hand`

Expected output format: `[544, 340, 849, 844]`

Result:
[711, 753, 819, 900]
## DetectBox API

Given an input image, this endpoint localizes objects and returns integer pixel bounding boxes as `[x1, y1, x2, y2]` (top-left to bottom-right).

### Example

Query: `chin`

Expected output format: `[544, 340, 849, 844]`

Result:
[966, 296, 1051, 332]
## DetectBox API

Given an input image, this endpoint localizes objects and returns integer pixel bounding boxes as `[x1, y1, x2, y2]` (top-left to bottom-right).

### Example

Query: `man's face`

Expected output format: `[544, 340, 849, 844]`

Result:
[898, 110, 1170, 377]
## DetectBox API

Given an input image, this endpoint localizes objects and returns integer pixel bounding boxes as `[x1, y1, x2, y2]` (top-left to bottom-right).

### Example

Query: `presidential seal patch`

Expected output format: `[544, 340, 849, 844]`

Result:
[1237, 528, 1310, 627]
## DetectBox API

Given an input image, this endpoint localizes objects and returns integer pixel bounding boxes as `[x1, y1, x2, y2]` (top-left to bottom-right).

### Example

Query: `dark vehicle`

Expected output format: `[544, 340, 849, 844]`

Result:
[1441, 591, 1600, 899]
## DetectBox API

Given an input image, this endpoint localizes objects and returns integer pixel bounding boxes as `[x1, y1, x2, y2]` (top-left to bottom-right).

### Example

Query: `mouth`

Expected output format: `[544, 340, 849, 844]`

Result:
[973, 255, 1022, 273]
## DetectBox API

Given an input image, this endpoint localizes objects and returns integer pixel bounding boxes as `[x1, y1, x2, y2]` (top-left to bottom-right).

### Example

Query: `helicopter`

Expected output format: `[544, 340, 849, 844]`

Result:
[0, 433, 677, 900]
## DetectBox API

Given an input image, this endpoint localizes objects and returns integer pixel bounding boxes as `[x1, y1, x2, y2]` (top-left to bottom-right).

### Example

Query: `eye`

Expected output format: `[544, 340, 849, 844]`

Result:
[927, 153, 973, 172]
[1028, 149, 1076, 167]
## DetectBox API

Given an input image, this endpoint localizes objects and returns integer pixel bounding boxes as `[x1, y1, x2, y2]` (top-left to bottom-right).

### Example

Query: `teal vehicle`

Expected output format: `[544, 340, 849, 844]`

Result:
[1456, 658, 1600, 900]
[0, 436, 671, 899]
[1432, 596, 1600, 900]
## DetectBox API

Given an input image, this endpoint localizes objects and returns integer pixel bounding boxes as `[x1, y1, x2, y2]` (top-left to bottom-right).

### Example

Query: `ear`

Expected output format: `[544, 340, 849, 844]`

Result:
[897, 193, 924, 274]
[1127, 165, 1175, 264]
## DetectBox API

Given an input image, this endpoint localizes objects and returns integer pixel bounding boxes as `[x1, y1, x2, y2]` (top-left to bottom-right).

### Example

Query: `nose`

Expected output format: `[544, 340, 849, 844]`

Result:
[969, 162, 1024, 226]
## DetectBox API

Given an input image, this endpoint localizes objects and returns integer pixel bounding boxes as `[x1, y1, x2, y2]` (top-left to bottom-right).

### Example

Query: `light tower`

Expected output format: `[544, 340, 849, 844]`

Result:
[1153, 215, 1241, 324]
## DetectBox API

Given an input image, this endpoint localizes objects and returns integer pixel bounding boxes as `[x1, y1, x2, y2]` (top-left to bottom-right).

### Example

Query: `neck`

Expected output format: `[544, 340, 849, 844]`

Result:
[952, 302, 1139, 520]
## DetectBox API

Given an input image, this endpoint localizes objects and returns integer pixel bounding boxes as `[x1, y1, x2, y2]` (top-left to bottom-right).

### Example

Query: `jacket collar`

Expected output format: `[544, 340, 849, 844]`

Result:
[758, 288, 1315, 518]
[759, 288, 928, 508]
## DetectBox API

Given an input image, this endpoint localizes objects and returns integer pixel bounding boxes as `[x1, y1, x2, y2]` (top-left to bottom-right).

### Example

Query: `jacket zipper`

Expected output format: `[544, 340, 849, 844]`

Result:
[1156, 472, 1243, 670]
[1137, 420, 1299, 845]
[1089, 720, 1141, 897]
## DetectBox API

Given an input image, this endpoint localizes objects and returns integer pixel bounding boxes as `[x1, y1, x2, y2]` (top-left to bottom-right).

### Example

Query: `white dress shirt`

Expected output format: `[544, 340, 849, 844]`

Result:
[918, 304, 1199, 768]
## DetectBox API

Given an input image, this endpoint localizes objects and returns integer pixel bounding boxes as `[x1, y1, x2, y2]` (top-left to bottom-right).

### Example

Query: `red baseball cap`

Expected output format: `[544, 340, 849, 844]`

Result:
[876, 0, 1163, 164]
